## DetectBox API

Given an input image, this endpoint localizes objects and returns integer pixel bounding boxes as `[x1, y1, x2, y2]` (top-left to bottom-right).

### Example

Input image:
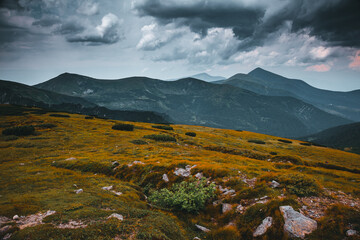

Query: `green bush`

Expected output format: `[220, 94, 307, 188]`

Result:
[300, 142, 312, 146]
[152, 125, 174, 130]
[248, 139, 266, 144]
[2, 125, 35, 136]
[278, 139, 292, 144]
[185, 132, 196, 137]
[130, 139, 148, 145]
[279, 174, 321, 197]
[271, 155, 303, 165]
[143, 134, 176, 142]
[85, 116, 94, 119]
[149, 178, 215, 212]
[112, 123, 134, 131]
[49, 113, 70, 118]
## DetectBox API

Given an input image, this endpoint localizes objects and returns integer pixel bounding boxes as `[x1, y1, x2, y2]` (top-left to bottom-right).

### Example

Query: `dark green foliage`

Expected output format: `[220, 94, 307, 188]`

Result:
[204, 145, 269, 160]
[2, 125, 35, 136]
[278, 174, 321, 197]
[300, 142, 312, 146]
[1, 135, 19, 141]
[247, 139, 266, 144]
[49, 113, 70, 118]
[130, 139, 148, 145]
[185, 132, 196, 137]
[152, 125, 174, 130]
[85, 116, 94, 119]
[112, 123, 134, 131]
[35, 123, 57, 129]
[272, 155, 304, 165]
[278, 139, 292, 143]
[270, 151, 278, 155]
[143, 134, 176, 142]
[149, 178, 215, 213]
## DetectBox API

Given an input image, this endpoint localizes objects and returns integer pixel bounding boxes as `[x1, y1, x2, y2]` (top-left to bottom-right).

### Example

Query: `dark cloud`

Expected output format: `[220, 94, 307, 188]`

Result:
[134, 0, 360, 49]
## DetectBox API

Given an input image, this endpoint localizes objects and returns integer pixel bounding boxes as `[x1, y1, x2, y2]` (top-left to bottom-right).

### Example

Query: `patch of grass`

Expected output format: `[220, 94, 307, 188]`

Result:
[2, 125, 35, 136]
[278, 139, 292, 144]
[204, 145, 269, 160]
[112, 123, 134, 131]
[130, 139, 148, 145]
[143, 134, 176, 142]
[152, 125, 174, 130]
[185, 132, 196, 137]
[300, 142, 312, 146]
[247, 139, 266, 144]
[35, 123, 57, 129]
[272, 155, 304, 165]
[85, 116, 94, 119]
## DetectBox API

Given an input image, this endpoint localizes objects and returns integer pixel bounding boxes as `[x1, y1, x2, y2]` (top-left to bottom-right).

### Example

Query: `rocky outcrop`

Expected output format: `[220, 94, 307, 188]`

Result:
[75, 189, 83, 194]
[222, 203, 232, 214]
[195, 224, 210, 232]
[162, 173, 169, 182]
[174, 165, 196, 177]
[253, 216, 273, 237]
[280, 206, 317, 239]
[107, 213, 124, 221]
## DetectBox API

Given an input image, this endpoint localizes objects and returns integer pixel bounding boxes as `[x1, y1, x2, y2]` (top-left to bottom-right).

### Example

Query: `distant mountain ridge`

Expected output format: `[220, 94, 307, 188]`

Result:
[221, 68, 360, 121]
[35, 73, 352, 138]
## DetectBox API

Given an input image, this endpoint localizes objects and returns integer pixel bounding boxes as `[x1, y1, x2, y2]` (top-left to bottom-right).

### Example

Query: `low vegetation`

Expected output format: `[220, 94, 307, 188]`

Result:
[185, 132, 196, 137]
[152, 125, 174, 130]
[2, 125, 35, 136]
[112, 123, 134, 131]
[143, 134, 176, 142]
[248, 139, 266, 144]
[49, 113, 70, 118]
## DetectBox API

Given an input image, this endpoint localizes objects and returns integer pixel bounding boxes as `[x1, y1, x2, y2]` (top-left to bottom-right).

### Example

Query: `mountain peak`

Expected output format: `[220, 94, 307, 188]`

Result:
[248, 67, 269, 75]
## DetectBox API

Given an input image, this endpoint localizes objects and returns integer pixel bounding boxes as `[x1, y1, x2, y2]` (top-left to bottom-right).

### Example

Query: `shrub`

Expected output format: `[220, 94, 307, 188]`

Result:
[149, 178, 215, 213]
[278, 139, 292, 144]
[152, 125, 174, 130]
[247, 139, 266, 144]
[271, 155, 303, 165]
[2, 125, 35, 136]
[300, 142, 312, 146]
[185, 132, 196, 137]
[270, 151, 277, 155]
[35, 123, 57, 129]
[49, 113, 70, 118]
[143, 134, 176, 142]
[130, 139, 148, 145]
[278, 174, 321, 197]
[112, 123, 134, 131]
[85, 116, 94, 119]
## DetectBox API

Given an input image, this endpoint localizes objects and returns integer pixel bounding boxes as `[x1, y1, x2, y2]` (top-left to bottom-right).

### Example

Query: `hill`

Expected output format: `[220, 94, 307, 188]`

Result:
[0, 79, 169, 124]
[35, 73, 351, 138]
[222, 68, 360, 121]
[0, 105, 359, 239]
[300, 122, 360, 154]
[190, 73, 226, 82]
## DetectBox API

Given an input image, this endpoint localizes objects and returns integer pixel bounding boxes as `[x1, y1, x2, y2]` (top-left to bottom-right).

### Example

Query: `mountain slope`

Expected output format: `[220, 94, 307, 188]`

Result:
[300, 122, 360, 154]
[35, 73, 352, 138]
[190, 73, 226, 82]
[0, 79, 169, 123]
[240, 68, 360, 121]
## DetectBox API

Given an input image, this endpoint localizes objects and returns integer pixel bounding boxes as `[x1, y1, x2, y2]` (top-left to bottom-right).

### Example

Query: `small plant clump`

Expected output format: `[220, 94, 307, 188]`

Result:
[149, 178, 216, 212]
[143, 134, 176, 142]
[130, 139, 148, 145]
[49, 114, 70, 118]
[248, 139, 266, 144]
[35, 123, 57, 129]
[85, 116, 94, 119]
[152, 125, 174, 130]
[2, 125, 35, 136]
[185, 132, 196, 137]
[112, 123, 134, 131]
[279, 173, 321, 197]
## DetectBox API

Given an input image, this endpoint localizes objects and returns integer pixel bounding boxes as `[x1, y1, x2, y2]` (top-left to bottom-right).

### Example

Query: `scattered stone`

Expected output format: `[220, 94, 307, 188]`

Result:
[19, 163, 25, 166]
[253, 216, 273, 237]
[107, 213, 124, 221]
[222, 203, 232, 213]
[57, 220, 87, 229]
[195, 172, 203, 179]
[13, 215, 19, 220]
[346, 229, 357, 237]
[3, 233, 11, 240]
[174, 165, 196, 177]
[65, 157, 76, 161]
[195, 224, 210, 233]
[270, 180, 280, 188]
[16, 210, 56, 230]
[112, 161, 119, 167]
[236, 204, 244, 213]
[163, 174, 169, 182]
[75, 189, 83, 194]
[193, 237, 201, 240]
[243, 177, 257, 188]
[213, 200, 222, 206]
[102, 186, 113, 191]
[280, 206, 317, 239]
[128, 161, 144, 167]
[0, 225, 11, 234]
[111, 191, 123, 196]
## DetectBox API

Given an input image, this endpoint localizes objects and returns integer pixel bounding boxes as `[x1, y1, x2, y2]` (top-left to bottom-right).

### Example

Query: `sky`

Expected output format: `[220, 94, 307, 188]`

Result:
[0, 0, 359, 91]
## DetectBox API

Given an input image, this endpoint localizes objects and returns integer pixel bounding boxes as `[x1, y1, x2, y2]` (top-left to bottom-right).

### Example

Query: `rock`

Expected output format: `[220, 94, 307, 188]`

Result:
[75, 189, 83, 194]
[112, 161, 119, 167]
[128, 161, 144, 167]
[13, 215, 19, 220]
[57, 220, 87, 229]
[346, 229, 357, 236]
[236, 204, 244, 213]
[243, 177, 257, 188]
[213, 200, 222, 206]
[193, 237, 201, 240]
[253, 216, 273, 237]
[163, 174, 169, 182]
[222, 203, 232, 213]
[102, 186, 113, 191]
[195, 172, 203, 179]
[270, 180, 280, 188]
[65, 157, 76, 161]
[174, 167, 191, 177]
[0, 225, 11, 234]
[0, 216, 11, 225]
[280, 206, 317, 239]
[195, 224, 210, 233]
[3, 233, 11, 240]
[111, 190, 123, 196]
[16, 210, 56, 230]
[108, 213, 124, 221]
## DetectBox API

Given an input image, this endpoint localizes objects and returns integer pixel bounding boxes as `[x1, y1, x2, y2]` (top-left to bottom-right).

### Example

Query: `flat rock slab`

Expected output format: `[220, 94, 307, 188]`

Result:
[253, 216, 273, 237]
[280, 205, 317, 239]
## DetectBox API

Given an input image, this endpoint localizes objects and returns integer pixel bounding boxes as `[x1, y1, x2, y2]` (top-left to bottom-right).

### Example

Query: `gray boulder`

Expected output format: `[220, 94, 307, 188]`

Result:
[253, 216, 273, 237]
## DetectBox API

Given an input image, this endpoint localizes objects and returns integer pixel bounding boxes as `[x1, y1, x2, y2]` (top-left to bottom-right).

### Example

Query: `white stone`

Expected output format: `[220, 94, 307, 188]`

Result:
[107, 213, 124, 221]
[128, 161, 144, 167]
[12, 215, 19, 220]
[65, 157, 76, 161]
[111, 191, 123, 196]
[174, 168, 191, 177]
[222, 203, 232, 213]
[75, 189, 83, 194]
[346, 229, 357, 237]
[195, 224, 210, 232]
[236, 204, 244, 213]
[102, 186, 113, 191]
[163, 174, 169, 182]
[280, 206, 317, 239]
[194, 172, 203, 179]
[270, 180, 280, 188]
[253, 216, 273, 237]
